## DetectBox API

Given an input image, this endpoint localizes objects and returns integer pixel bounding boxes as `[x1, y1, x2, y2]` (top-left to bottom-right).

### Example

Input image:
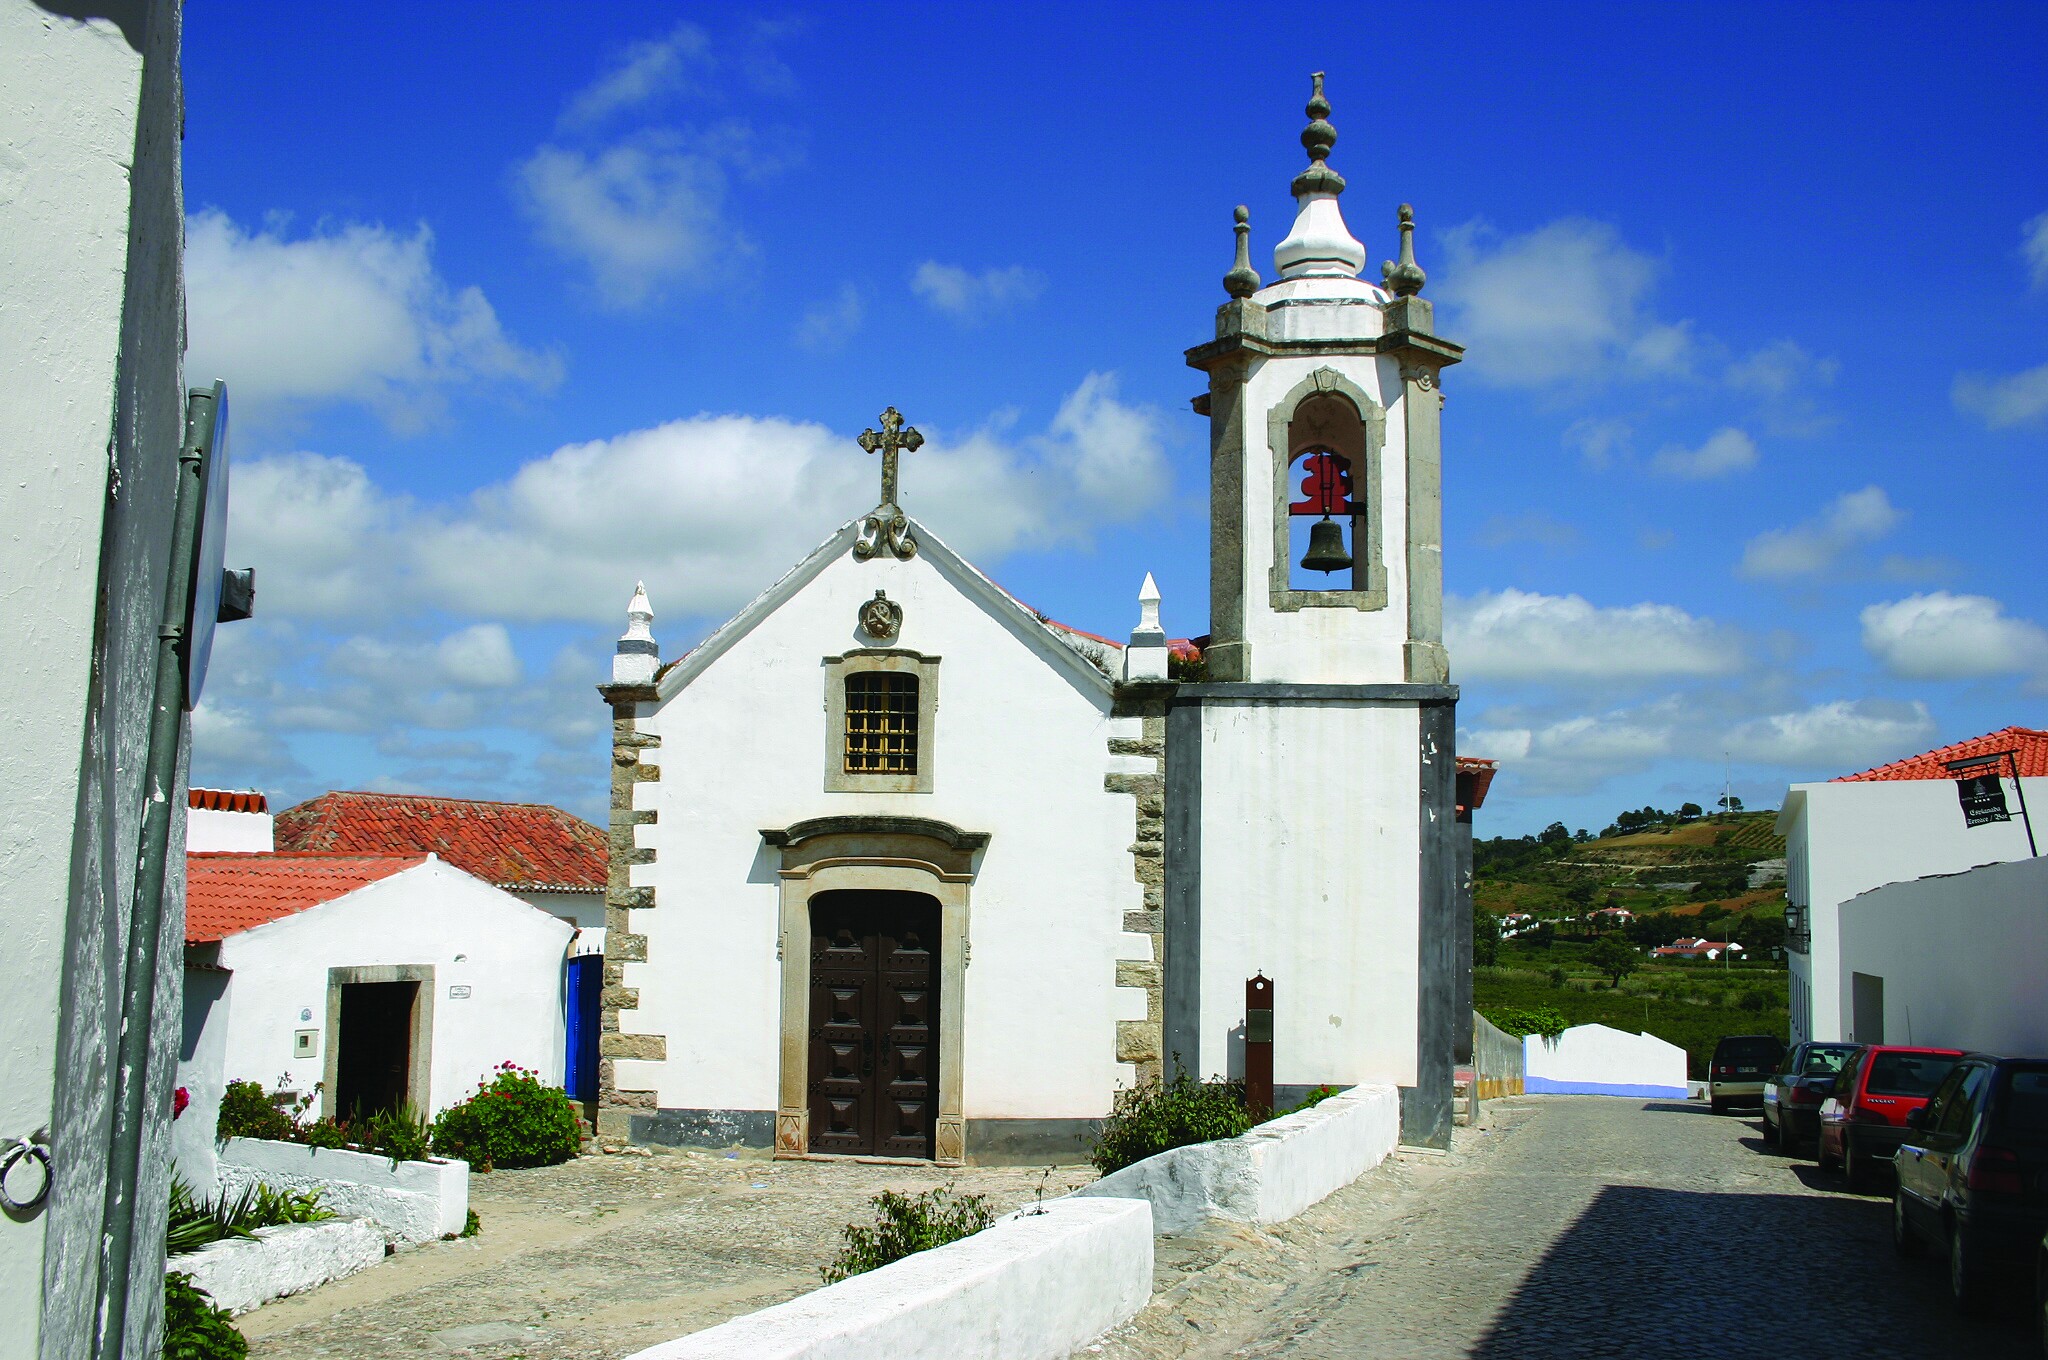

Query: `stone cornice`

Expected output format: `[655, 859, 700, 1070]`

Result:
[1185, 326, 1465, 374]
[760, 815, 992, 852]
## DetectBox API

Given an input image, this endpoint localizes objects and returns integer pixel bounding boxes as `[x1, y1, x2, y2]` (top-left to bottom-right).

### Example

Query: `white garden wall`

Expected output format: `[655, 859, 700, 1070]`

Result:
[1523, 1024, 1687, 1098]
[626, 1197, 1153, 1360]
[216, 1139, 467, 1246]
[167, 1218, 384, 1315]
[1076, 1084, 1401, 1234]
[1836, 855, 2048, 1055]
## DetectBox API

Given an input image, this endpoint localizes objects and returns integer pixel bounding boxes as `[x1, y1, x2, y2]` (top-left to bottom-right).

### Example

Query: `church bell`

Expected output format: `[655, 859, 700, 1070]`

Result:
[1300, 515, 1353, 574]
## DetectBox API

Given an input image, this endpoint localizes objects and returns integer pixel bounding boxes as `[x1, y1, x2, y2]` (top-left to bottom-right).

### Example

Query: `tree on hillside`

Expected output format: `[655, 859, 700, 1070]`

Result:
[1539, 821, 1570, 845]
[1565, 883, 1595, 910]
[1677, 802, 1704, 821]
[1589, 936, 1640, 988]
[1473, 903, 1499, 967]
[1718, 794, 1745, 812]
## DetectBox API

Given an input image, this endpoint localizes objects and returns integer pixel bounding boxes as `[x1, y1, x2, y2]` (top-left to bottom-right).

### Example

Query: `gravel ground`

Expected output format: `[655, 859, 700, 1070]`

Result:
[239, 1148, 1094, 1358]
[1094, 1096, 2039, 1360]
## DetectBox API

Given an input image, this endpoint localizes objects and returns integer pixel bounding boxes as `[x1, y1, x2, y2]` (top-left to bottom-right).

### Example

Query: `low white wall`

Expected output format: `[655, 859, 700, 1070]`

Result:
[1074, 1084, 1400, 1235]
[1523, 1024, 1688, 1098]
[217, 1138, 467, 1246]
[1838, 855, 2048, 1054]
[167, 1218, 385, 1315]
[626, 1196, 1153, 1360]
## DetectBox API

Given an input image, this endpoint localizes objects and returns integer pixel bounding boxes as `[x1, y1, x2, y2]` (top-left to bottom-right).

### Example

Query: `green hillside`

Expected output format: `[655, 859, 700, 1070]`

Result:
[1472, 805, 1790, 1076]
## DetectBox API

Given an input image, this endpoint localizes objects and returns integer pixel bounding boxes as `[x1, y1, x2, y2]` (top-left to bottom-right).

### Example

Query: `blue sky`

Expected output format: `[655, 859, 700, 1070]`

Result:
[183, 5, 2048, 837]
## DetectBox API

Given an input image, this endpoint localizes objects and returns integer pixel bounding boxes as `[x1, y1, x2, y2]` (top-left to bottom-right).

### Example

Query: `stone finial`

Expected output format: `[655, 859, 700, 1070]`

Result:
[1223, 206, 1261, 299]
[613, 581, 660, 684]
[1381, 203, 1426, 297]
[1124, 572, 1169, 683]
[1274, 72, 1365, 280]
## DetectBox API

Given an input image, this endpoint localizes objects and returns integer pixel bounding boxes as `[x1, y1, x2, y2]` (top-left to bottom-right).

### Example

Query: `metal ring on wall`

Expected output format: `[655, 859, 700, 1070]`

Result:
[0, 1138, 53, 1216]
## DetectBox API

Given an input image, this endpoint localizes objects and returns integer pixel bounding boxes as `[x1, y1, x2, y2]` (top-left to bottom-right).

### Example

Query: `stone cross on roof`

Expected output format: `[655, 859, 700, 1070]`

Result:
[853, 405, 923, 561]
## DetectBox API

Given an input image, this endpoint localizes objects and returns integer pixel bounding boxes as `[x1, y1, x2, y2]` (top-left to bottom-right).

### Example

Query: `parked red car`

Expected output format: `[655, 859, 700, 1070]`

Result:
[1817, 1044, 1965, 1189]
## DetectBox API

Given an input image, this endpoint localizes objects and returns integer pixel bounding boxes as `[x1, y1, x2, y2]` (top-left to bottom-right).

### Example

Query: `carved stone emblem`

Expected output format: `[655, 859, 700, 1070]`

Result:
[859, 589, 903, 642]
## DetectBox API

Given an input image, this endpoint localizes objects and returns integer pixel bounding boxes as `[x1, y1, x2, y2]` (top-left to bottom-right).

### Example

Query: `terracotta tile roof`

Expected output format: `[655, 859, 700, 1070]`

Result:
[190, 788, 268, 813]
[185, 852, 425, 942]
[273, 791, 607, 892]
[1833, 726, 2048, 783]
[1456, 756, 1499, 813]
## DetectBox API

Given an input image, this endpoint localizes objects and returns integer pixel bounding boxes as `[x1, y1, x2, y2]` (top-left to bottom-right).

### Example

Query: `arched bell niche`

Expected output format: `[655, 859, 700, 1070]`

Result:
[1265, 368, 1387, 611]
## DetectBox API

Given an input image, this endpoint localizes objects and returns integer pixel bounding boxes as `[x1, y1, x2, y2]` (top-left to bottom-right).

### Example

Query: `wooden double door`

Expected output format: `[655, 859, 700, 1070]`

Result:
[807, 890, 940, 1158]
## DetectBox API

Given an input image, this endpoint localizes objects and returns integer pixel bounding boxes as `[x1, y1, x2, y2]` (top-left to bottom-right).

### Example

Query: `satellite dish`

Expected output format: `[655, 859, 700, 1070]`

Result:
[184, 382, 231, 710]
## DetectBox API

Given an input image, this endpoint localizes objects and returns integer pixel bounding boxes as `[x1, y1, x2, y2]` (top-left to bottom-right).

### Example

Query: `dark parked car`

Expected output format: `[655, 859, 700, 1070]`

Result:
[1818, 1044, 1965, 1188]
[1892, 1054, 2048, 1310]
[1763, 1041, 1859, 1154]
[1709, 1034, 1786, 1114]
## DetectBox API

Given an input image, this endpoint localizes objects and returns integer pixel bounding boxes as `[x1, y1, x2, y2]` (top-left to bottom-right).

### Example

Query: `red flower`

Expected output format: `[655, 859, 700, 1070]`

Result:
[173, 1087, 190, 1120]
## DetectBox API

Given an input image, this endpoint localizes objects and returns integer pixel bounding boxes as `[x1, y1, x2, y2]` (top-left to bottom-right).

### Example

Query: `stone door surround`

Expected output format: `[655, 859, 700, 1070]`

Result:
[761, 817, 985, 1166]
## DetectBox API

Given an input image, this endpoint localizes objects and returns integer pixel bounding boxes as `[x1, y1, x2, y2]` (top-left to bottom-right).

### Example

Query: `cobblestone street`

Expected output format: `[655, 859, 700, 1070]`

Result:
[1101, 1096, 2037, 1360]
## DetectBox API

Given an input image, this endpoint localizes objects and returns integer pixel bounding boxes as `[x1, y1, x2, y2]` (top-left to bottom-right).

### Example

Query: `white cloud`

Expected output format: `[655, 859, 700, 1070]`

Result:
[1564, 417, 1630, 469]
[1860, 592, 2048, 680]
[1462, 710, 1676, 794]
[2024, 210, 2048, 290]
[514, 133, 746, 310]
[1724, 699, 1936, 769]
[560, 23, 710, 128]
[1724, 339, 1838, 397]
[184, 210, 560, 430]
[1650, 427, 1757, 479]
[1446, 589, 1741, 684]
[330, 625, 524, 691]
[1954, 362, 2048, 429]
[223, 374, 1171, 627]
[795, 282, 864, 351]
[1738, 485, 1902, 580]
[1433, 218, 1682, 387]
[909, 262, 1045, 323]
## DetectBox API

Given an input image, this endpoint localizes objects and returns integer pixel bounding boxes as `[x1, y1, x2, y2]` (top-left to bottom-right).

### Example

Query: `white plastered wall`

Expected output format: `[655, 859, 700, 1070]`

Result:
[1836, 855, 2048, 1056]
[1234, 306, 1413, 685]
[618, 544, 1150, 1121]
[513, 888, 604, 929]
[1192, 701, 1422, 1087]
[1780, 778, 2043, 1042]
[187, 860, 572, 1123]
[187, 807, 275, 852]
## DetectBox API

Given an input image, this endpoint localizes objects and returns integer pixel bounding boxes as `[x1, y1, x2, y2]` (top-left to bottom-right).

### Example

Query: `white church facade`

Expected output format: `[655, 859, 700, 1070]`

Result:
[595, 75, 1468, 1163]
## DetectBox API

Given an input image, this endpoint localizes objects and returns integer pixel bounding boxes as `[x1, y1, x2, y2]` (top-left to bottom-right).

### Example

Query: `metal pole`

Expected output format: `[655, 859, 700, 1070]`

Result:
[94, 396, 209, 1358]
[2009, 751, 2038, 859]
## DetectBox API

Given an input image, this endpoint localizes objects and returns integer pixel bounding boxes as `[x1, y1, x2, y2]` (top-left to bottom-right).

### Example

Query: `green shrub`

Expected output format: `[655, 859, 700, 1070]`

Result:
[214, 1081, 294, 1143]
[1277, 1084, 1343, 1118]
[298, 1118, 350, 1150]
[162, 1273, 246, 1359]
[430, 1063, 582, 1171]
[1480, 1004, 1571, 1038]
[364, 1104, 432, 1165]
[1089, 1068, 1252, 1176]
[820, 1185, 995, 1284]
[168, 1174, 331, 1257]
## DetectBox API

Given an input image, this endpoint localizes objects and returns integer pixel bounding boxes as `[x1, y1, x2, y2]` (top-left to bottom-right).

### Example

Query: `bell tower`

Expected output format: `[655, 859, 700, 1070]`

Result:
[1189, 73, 1461, 685]
[1163, 74, 1466, 1147]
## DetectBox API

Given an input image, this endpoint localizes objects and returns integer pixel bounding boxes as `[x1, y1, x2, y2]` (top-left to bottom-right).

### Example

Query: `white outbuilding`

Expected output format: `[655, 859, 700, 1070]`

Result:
[174, 851, 573, 1191]
[591, 76, 1468, 1163]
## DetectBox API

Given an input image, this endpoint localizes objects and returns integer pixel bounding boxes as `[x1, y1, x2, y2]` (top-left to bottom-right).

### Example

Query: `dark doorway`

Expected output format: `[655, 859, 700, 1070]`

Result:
[335, 980, 419, 1119]
[807, 890, 940, 1158]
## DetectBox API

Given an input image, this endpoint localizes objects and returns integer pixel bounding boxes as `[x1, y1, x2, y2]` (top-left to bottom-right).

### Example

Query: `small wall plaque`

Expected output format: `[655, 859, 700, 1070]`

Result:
[293, 1029, 318, 1059]
[858, 589, 902, 642]
[448, 984, 472, 999]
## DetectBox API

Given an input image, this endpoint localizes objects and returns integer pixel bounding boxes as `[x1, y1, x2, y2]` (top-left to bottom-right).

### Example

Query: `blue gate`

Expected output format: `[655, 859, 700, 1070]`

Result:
[565, 954, 601, 1102]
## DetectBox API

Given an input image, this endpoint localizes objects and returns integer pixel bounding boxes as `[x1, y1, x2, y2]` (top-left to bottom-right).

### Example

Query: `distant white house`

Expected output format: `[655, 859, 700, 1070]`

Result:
[175, 850, 573, 1194]
[1650, 937, 1743, 961]
[1778, 726, 2046, 1044]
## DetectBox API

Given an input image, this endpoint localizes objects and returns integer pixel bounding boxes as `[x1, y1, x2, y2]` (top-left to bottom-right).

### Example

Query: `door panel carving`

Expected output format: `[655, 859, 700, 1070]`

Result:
[807, 890, 940, 1158]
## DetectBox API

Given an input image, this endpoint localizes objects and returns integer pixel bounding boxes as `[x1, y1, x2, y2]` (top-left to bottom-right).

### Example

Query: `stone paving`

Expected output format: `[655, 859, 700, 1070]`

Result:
[1096, 1096, 2038, 1359]
[237, 1148, 1093, 1358]
[239, 1098, 2040, 1358]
